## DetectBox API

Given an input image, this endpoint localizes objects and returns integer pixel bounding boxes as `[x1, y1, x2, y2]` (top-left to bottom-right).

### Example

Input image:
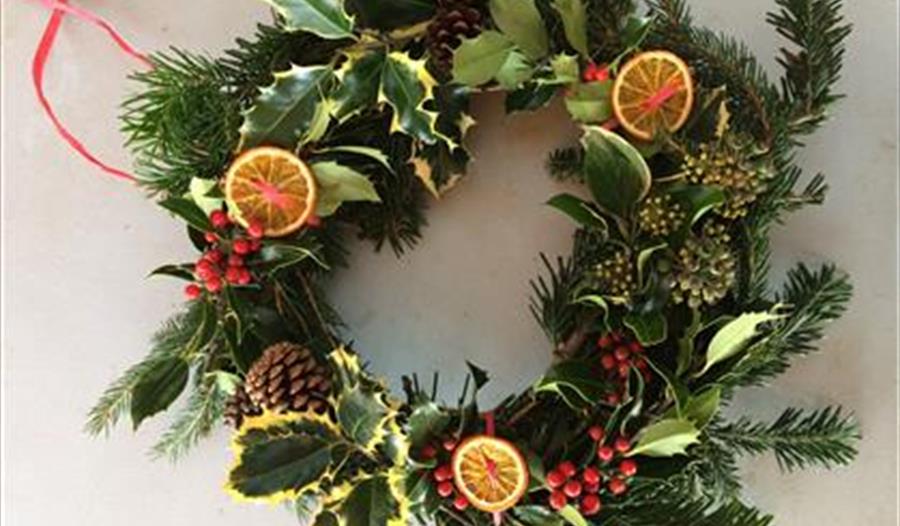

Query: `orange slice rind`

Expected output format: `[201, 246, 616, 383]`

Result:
[451, 435, 529, 513]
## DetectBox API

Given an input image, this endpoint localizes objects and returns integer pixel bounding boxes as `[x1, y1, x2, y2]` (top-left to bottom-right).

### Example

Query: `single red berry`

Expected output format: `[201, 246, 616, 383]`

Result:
[442, 438, 458, 452]
[608, 477, 627, 496]
[453, 495, 469, 511]
[588, 425, 605, 442]
[420, 444, 438, 460]
[210, 210, 230, 229]
[610, 331, 622, 343]
[597, 333, 613, 349]
[614, 346, 630, 361]
[619, 459, 638, 478]
[614, 437, 631, 454]
[437, 481, 454, 498]
[546, 470, 566, 489]
[582, 467, 600, 485]
[600, 353, 616, 370]
[549, 490, 568, 511]
[237, 268, 252, 285]
[247, 221, 265, 239]
[634, 357, 648, 370]
[228, 254, 244, 267]
[434, 464, 453, 482]
[233, 238, 251, 255]
[205, 249, 224, 263]
[597, 446, 615, 463]
[306, 215, 322, 228]
[580, 494, 602, 516]
[629, 341, 643, 353]
[585, 481, 601, 494]
[582, 63, 600, 82]
[204, 275, 222, 293]
[225, 266, 242, 284]
[618, 363, 631, 378]
[593, 66, 610, 83]
[184, 284, 202, 300]
[605, 393, 621, 406]
[558, 461, 577, 479]
[563, 480, 583, 498]
[195, 264, 216, 281]
[204, 231, 218, 243]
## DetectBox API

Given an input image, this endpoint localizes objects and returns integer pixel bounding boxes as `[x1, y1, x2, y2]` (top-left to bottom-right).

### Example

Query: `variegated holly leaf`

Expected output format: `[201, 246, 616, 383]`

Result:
[264, 0, 355, 40]
[336, 383, 395, 453]
[310, 161, 381, 217]
[581, 126, 652, 219]
[225, 412, 345, 504]
[332, 49, 386, 122]
[337, 473, 407, 526]
[380, 52, 443, 145]
[627, 418, 700, 457]
[328, 346, 363, 390]
[411, 84, 473, 197]
[295, 491, 326, 526]
[489, 0, 549, 60]
[240, 65, 334, 150]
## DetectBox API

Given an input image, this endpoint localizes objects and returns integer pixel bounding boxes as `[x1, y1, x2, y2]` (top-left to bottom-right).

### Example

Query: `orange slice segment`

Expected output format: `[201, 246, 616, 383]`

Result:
[452, 435, 529, 513]
[612, 50, 695, 141]
[224, 147, 317, 237]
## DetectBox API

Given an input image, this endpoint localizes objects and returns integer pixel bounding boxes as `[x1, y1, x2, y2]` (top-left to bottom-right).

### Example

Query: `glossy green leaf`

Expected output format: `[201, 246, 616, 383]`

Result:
[336, 384, 391, 450]
[295, 492, 325, 526]
[564, 80, 613, 123]
[559, 505, 589, 526]
[701, 310, 783, 375]
[548, 54, 580, 84]
[188, 177, 223, 216]
[147, 263, 195, 281]
[452, 31, 516, 87]
[332, 49, 386, 121]
[407, 401, 451, 448]
[552, 0, 588, 56]
[263, 0, 355, 39]
[314, 145, 393, 172]
[346, 0, 434, 30]
[623, 310, 667, 346]
[240, 65, 334, 149]
[535, 359, 607, 408]
[489, 0, 549, 60]
[159, 196, 213, 232]
[380, 51, 441, 144]
[259, 239, 328, 274]
[622, 15, 653, 49]
[681, 386, 721, 429]
[514, 505, 565, 526]
[547, 193, 607, 232]
[338, 474, 403, 526]
[505, 83, 557, 113]
[494, 50, 535, 89]
[310, 161, 381, 216]
[628, 418, 700, 457]
[130, 357, 190, 430]
[581, 126, 652, 219]
[671, 185, 726, 226]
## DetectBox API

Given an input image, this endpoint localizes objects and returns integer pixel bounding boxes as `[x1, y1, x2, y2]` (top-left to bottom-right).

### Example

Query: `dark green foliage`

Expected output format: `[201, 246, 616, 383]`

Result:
[607, 481, 772, 526]
[546, 146, 584, 183]
[585, 0, 638, 60]
[530, 254, 580, 345]
[709, 406, 859, 471]
[151, 372, 229, 460]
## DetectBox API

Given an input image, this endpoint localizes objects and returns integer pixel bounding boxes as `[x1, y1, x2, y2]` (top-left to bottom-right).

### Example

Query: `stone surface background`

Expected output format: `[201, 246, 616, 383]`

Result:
[2, 1, 898, 524]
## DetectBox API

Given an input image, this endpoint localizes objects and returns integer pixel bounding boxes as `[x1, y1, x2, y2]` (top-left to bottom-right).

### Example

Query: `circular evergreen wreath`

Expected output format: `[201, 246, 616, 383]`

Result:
[86, 0, 860, 524]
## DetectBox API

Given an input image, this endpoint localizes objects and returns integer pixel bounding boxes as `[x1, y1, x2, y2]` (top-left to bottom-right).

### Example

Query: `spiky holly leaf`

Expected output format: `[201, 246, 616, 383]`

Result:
[628, 418, 700, 457]
[239, 65, 334, 150]
[336, 384, 395, 453]
[452, 31, 516, 87]
[535, 359, 608, 409]
[552, 0, 588, 57]
[489, 0, 549, 60]
[328, 346, 363, 390]
[505, 83, 557, 114]
[337, 472, 408, 526]
[380, 51, 443, 144]
[406, 401, 451, 448]
[295, 491, 326, 526]
[225, 412, 345, 504]
[263, 0, 355, 39]
[310, 161, 381, 217]
[495, 49, 535, 89]
[412, 85, 474, 197]
[346, 0, 435, 31]
[564, 80, 613, 124]
[332, 49, 386, 122]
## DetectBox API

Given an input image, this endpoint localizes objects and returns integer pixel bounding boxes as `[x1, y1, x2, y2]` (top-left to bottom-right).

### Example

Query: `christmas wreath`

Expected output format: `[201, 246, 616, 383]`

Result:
[80, 0, 860, 524]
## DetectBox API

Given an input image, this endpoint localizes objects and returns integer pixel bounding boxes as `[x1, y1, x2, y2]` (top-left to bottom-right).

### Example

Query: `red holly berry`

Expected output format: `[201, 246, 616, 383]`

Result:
[434, 464, 453, 482]
[588, 425, 605, 442]
[453, 495, 469, 511]
[306, 215, 322, 228]
[210, 210, 230, 229]
[597, 446, 615, 463]
[420, 444, 437, 460]
[629, 341, 643, 353]
[600, 353, 617, 370]
[442, 438, 458, 452]
[619, 459, 638, 478]
[228, 254, 244, 267]
[585, 481, 601, 494]
[233, 238, 251, 255]
[581, 494, 602, 516]
[225, 266, 242, 285]
[247, 221, 265, 239]
[204, 231, 218, 243]
[605, 392, 622, 406]
[614, 437, 631, 454]
[564, 480, 583, 498]
[237, 268, 252, 285]
[597, 333, 613, 349]
[204, 275, 222, 293]
[614, 346, 630, 361]
[204, 249, 224, 263]
[558, 461, 577, 479]
[184, 284, 202, 300]
[593, 65, 611, 83]
[634, 357, 648, 370]
[437, 481, 454, 498]
[618, 363, 631, 378]
[608, 477, 627, 496]
[582, 467, 600, 485]
[196, 263, 217, 281]
[549, 490, 567, 511]
[546, 470, 566, 489]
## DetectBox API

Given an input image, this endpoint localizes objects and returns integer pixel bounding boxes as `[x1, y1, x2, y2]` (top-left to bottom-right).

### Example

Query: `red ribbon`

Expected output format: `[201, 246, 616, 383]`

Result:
[29, 0, 152, 182]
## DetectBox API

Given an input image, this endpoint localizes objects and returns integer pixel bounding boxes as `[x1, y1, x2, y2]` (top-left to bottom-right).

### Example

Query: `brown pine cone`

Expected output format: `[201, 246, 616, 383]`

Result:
[426, 0, 485, 71]
[223, 384, 262, 429]
[244, 342, 332, 417]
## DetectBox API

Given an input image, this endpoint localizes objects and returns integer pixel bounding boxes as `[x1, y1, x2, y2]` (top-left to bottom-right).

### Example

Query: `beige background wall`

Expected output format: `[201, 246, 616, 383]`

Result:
[2, 1, 898, 524]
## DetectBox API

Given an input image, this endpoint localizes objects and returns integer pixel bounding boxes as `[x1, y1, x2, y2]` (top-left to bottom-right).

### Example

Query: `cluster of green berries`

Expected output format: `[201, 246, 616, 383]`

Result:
[420, 437, 471, 512]
[682, 143, 768, 219]
[596, 332, 651, 406]
[545, 428, 638, 516]
[638, 194, 686, 237]
[184, 210, 263, 300]
[670, 222, 737, 308]
[591, 250, 636, 298]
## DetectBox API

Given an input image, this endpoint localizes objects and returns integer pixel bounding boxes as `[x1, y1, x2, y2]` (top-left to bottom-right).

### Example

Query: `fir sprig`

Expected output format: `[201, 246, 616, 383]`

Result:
[151, 373, 228, 460]
[529, 254, 580, 346]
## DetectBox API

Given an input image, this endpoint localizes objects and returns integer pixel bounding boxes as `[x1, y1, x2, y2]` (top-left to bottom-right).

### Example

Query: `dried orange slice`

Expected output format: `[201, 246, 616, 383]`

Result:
[452, 435, 529, 513]
[224, 147, 317, 237]
[612, 50, 695, 141]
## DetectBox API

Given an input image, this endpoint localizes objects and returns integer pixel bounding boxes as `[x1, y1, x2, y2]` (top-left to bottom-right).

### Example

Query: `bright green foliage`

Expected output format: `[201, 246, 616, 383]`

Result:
[489, 0, 549, 60]
[552, 0, 589, 56]
[452, 31, 518, 87]
[581, 126, 652, 220]
[263, 0, 356, 39]
[310, 161, 382, 216]
[629, 418, 700, 457]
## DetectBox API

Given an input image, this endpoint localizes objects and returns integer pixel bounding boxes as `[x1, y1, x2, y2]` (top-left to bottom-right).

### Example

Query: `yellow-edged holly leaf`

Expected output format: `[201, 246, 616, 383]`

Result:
[332, 49, 386, 122]
[628, 418, 700, 457]
[310, 161, 381, 217]
[336, 384, 395, 453]
[337, 473, 407, 526]
[329, 345, 363, 390]
[452, 31, 516, 87]
[295, 491, 326, 526]
[263, 0, 355, 40]
[239, 64, 334, 150]
[379, 51, 443, 145]
[489, 0, 549, 60]
[552, 0, 588, 57]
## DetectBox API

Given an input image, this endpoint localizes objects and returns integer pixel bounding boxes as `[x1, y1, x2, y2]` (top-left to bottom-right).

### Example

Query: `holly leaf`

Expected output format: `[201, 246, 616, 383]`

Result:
[489, 0, 549, 60]
[240, 65, 334, 150]
[505, 83, 558, 114]
[147, 263, 195, 281]
[452, 31, 516, 87]
[535, 359, 608, 408]
[188, 177, 223, 216]
[263, 0, 355, 39]
[494, 50, 535, 89]
[380, 51, 442, 144]
[130, 357, 190, 430]
[552, 0, 588, 57]
[336, 384, 394, 452]
[346, 0, 435, 31]
[159, 196, 213, 232]
[407, 401, 451, 448]
[700, 310, 783, 375]
[628, 418, 700, 457]
[310, 161, 381, 217]
[295, 492, 325, 526]
[332, 49, 386, 122]
[623, 310, 667, 346]
[564, 81, 613, 124]
[670, 184, 726, 227]
[547, 193, 608, 232]
[559, 505, 589, 526]
[581, 126, 652, 219]
[681, 386, 721, 429]
[548, 54, 580, 84]
[338, 474, 404, 526]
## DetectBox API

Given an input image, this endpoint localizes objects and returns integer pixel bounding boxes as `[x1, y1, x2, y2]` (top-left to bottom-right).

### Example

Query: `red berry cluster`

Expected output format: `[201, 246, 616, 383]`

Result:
[596, 332, 651, 405]
[545, 427, 638, 516]
[420, 438, 471, 512]
[184, 210, 263, 299]
[582, 62, 610, 83]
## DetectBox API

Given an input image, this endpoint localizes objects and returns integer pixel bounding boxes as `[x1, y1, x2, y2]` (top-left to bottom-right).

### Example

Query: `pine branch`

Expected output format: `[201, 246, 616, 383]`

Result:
[768, 0, 852, 138]
[546, 147, 584, 183]
[529, 254, 580, 346]
[585, 0, 639, 59]
[607, 483, 772, 526]
[151, 372, 228, 460]
[85, 302, 209, 435]
[709, 406, 859, 471]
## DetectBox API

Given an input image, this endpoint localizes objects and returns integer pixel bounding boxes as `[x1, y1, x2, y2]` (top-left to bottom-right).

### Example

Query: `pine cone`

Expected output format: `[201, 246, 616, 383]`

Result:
[224, 384, 262, 429]
[245, 342, 332, 416]
[426, 0, 485, 71]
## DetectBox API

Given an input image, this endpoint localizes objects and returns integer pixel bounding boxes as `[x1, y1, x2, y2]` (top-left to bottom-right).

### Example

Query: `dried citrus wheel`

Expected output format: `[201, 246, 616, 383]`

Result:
[224, 147, 317, 237]
[452, 435, 529, 513]
[612, 50, 695, 141]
